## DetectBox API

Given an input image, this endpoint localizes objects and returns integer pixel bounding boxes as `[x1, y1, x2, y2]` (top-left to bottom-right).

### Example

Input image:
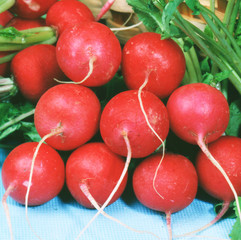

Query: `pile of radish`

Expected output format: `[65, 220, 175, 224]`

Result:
[0, 0, 240, 239]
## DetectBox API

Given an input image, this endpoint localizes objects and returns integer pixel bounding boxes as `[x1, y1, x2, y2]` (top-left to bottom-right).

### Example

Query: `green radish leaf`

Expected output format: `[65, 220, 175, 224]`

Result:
[0, 27, 23, 39]
[230, 197, 241, 240]
[127, 0, 161, 32]
[0, 102, 35, 141]
[21, 122, 41, 142]
[226, 100, 241, 137]
[185, 0, 200, 15]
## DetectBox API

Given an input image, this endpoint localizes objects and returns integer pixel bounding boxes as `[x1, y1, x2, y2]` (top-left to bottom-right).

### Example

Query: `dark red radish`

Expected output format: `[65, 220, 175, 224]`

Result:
[1, 142, 65, 205]
[46, 0, 94, 36]
[56, 21, 122, 87]
[66, 142, 128, 208]
[5, 16, 46, 30]
[11, 44, 65, 102]
[10, 0, 57, 19]
[34, 84, 101, 151]
[0, 11, 13, 27]
[166, 83, 241, 226]
[0, 52, 11, 76]
[100, 89, 169, 158]
[133, 153, 198, 239]
[122, 32, 186, 99]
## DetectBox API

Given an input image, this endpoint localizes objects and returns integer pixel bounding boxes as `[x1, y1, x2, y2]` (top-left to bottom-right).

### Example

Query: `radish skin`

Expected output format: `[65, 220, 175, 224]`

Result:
[56, 22, 122, 87]
[166, 83, 241, 224]
[34, 84, 101, 151]
[132, 153, 198, 239]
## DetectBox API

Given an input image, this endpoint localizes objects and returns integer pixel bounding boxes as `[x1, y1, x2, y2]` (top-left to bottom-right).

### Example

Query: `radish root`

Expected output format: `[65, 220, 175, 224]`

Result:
[166, 211, 172, 240]
[95, 0, 116, 22]
[80, 182, 161, 239]
[110, 21, 143, 32]
[137, 72, 166, 200]
[75, 133, 132, 240]
[197, 137, 241, 224]
[175, 201, 230, 238]
[2, 183, 16, 240]
[25, 125, 63, 240]
[54, 56, 96, 85]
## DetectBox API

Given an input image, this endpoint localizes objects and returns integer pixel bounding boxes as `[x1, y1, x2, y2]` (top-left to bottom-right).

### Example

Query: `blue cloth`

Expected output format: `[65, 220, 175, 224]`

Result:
[0, 148, 235, 240]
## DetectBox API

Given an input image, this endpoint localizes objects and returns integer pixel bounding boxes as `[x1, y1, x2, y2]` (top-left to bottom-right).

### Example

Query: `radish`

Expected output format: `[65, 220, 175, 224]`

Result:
[34, 83, 101, 151]
[183, 136, 241, 236]
[10, 0, 57, 19]
[11, 44, 65, 102]
[132, 153, 198, 239]
[122, 32, 186, 99]
[6, 16, 46, 30]
[66, 142, 128, 208]
[56, 21, 122, 87]
[166, 83, 241, 223]
[0, 51, 11, 76]
[0, 10, 13, 27]
[46, 0, 94, 36]
[1, 142, 65, 239]
[100, 89, 169, 158]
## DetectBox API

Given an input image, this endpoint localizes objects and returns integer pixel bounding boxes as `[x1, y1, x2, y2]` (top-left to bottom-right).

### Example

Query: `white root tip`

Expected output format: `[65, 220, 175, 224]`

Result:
[75, 134, 132, 240]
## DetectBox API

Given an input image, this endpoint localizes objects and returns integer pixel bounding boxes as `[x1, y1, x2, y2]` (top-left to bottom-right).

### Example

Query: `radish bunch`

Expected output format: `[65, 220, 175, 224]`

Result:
[0, 1, 240, 240]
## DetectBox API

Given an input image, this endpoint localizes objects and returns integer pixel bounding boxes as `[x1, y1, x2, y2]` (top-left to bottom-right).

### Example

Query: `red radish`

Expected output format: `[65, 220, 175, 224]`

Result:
[166, 83, 229, 145]
[122, 32, 186, 99]
[66, 142, 128, 208]
[2, 142, 65, 205]
[34, 83, 101, 151]
[196, 136, 241, 201]
[46, 0, 94, 36]
[56, 21, 122, 87]
[10, 0, 57, 19]
[0, 52, 11, 76]
[166, 83, 241, 224]
[100, 89, 169, 158]
[0, 11, 13, 27]
[6, 16, 46, 30]
[132, 153, 198, 239]
[11, 44, 65, 102]
[186, 136, 241, 235]
[95, 0, 115, 21]
[1, 142, 65, 239]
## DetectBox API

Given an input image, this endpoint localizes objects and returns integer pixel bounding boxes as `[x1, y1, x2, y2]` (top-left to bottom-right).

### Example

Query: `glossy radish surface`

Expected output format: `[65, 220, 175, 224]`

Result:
[133, 153, 198, 213]
[34, 84, 101, 151]
[11, 44, 65, 102]
[1, 142, 65, 206]
[46, 0, 94, 35]
[10, 0, 57, 19]
[100, 90, 169, 158]
[6, 17, 46, 30]
[166, 83, 230, 145]
[66, 142, 128, 208]
[56, 21, 122, 87]
[196, 136, 241, 202]
[122, 32, 186, 99]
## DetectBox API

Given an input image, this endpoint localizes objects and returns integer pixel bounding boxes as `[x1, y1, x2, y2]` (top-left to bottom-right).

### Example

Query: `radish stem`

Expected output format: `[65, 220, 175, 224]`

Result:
[0, 0, 15, 14]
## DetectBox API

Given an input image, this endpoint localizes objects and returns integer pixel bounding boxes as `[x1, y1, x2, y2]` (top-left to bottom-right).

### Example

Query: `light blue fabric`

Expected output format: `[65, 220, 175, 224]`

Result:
[0, 148, 235, 240]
